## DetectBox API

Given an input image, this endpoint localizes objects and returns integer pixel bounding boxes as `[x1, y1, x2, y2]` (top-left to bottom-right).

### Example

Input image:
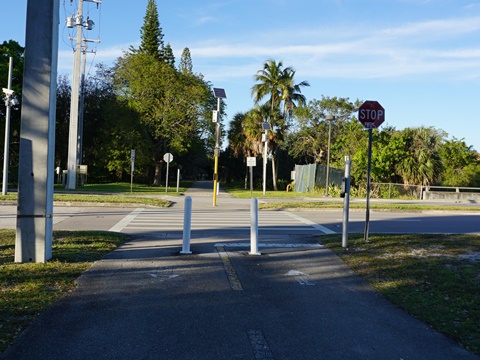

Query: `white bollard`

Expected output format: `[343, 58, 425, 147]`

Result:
[181, 196, 192, 254]
[250, 198, 261, 255]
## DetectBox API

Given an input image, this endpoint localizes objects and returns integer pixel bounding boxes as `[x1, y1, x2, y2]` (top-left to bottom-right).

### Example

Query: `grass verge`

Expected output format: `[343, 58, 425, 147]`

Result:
[0, 193, 172, 208]
[321, 233, 480, 355]
[0, 229, 128, 352]
[54, 182, 190, 194]
[53, 194, 172, 207]
[258, 201, 480, 212]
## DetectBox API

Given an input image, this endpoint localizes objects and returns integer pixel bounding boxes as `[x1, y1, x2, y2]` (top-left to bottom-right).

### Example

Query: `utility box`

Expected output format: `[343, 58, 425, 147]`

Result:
[77, 165, 88, 186]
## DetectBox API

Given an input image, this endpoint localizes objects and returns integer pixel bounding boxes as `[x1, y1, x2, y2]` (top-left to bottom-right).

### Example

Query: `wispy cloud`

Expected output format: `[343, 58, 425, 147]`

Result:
[60, 15, 480, 83]
[188, 15, 480, 81]
[193, 16, 218, 26]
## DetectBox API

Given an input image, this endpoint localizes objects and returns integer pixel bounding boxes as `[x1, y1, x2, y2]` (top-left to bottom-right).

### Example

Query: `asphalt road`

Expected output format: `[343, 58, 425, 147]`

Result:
[1, 199, 479, 235]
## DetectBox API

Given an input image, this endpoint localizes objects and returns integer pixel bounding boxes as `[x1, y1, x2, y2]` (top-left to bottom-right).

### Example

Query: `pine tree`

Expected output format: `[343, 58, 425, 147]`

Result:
[179, 47, 193, 74]
[139, 0, 164, 61]
[163, 43, 175, 67]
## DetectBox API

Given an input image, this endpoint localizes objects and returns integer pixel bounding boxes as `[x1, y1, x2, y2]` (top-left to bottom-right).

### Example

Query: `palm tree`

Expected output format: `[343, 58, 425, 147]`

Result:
[251, 59, 309, 190]
[282, 68, 309, 121]
[396, 127, 444, 186]
[228, 111, 265, 188]
[251, 60, 291, 118]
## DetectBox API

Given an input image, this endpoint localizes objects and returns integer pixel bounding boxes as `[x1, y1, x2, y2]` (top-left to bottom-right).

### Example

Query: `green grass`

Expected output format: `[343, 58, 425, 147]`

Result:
[321, 233, 480, 355]
[0, 194, 172, 208]
[0, 229, 128, 352]
[222, 183, 318, 199]
[54, 181, 190, 194]
[53, 194, 172, 207]
[0, 182, 178, 207]
[258, 201, 480, 212]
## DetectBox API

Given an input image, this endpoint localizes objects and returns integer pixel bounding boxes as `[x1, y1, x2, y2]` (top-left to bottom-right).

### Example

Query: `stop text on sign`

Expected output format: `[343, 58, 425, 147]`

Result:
[359, 108, 384, 121]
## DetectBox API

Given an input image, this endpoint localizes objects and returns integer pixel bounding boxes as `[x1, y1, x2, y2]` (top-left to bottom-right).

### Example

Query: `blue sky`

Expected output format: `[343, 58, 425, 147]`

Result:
[2, 0, 480, 151]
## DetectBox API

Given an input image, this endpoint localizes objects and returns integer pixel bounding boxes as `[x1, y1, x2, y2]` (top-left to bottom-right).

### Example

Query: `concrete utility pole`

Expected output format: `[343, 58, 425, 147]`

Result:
[65, 0, 84, 189]
[15, 0, 59, 263]
[66, 0, 101, 189]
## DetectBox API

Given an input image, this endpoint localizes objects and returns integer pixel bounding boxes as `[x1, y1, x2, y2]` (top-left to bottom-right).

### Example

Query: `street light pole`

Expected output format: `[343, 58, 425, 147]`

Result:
[2, 57, 15, 195]
[325, 115, 334, 196]
[262, 123, 271, 196]
[212, 88, 226, 206]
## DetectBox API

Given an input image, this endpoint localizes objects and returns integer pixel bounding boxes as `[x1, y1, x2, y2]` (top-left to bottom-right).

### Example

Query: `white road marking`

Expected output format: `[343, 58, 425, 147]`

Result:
[283, 211, 336, 234]
[109, 208, 144, 232]
[285, 270, 316, 286]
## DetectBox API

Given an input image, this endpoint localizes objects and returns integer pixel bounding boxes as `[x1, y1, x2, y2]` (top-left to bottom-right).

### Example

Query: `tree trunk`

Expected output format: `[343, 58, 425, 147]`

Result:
[244, 164, 248, 190]
[271, 155, 278, 191]
[153, 159, 163, 186]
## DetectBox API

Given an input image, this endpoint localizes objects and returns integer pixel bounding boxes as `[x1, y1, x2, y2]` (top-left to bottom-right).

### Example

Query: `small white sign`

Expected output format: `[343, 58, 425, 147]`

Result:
[131, 150, 136, 172]
[247, 157, 256, 167]
[163, 153, 173, 163]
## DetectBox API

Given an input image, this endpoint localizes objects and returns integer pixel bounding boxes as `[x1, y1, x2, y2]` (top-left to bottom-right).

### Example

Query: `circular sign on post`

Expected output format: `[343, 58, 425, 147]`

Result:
[163, 153, 173, 163]
[358, 101, 385, 129]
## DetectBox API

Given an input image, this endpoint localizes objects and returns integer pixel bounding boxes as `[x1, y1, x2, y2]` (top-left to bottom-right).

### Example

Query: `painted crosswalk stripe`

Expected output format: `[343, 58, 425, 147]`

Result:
[109, 208, 144, 232]
[283, 211, 336, 234]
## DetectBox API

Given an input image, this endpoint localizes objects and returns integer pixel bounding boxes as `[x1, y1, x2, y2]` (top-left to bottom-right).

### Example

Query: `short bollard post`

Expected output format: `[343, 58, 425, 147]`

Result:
[181, 196, 192, 254]
[250, 198, 261, 255]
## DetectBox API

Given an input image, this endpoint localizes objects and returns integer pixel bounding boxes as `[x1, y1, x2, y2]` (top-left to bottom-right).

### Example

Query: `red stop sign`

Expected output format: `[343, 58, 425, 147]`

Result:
[358, 101, 385, 129]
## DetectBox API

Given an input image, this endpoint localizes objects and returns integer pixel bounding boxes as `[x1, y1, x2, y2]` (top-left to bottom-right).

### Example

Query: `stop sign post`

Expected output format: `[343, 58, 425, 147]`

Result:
[164, 153, 173, 192]
[358, 101, 385, 129]
[358, 100, 385, 242]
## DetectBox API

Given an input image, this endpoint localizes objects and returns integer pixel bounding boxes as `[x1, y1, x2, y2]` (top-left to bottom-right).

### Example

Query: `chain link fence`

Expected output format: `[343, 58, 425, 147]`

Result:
[369, 183, 422, 199]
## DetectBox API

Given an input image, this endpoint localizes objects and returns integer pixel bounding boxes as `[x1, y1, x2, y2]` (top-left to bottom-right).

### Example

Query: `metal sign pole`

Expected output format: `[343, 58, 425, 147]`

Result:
[165, 153, 170, 193]
[364, 129, 373, 242]
[250, 165, 253, 197]
[177, 168, 180, 193]
[342, 156, 352, 248]
[130, 149, 135, 193]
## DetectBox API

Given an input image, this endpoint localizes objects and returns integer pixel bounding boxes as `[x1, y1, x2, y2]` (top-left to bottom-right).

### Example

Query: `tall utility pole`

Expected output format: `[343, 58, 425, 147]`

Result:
[65, 0, 83, 189]
[66, 0, 101, 189]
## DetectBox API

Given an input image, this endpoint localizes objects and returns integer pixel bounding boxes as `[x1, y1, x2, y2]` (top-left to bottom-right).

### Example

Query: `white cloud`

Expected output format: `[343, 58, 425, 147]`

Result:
[186, 15, 480, 81]
[57, 14, 480, 84]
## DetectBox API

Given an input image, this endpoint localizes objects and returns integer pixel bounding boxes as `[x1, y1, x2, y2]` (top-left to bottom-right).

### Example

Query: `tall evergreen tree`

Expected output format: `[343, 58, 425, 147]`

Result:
[163, 43, 175, 67]
[179, 47, 193, 74]
[138, 0, 164, 61]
